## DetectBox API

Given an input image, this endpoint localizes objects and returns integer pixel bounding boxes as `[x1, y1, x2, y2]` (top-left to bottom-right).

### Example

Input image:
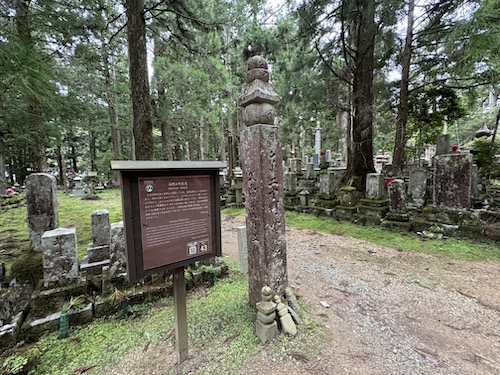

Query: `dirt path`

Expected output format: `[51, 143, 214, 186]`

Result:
[106, 214, 500, 374]
[221, 215, 500, 375]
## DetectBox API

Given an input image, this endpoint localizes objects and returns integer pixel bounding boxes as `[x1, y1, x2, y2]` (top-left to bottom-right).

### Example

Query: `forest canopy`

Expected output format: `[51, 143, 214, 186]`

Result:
[0, 0, 498, 185]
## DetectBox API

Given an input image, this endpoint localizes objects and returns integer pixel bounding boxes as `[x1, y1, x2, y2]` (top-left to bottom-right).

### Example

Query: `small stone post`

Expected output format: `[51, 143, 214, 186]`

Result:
[25, 173, 59, 251]
[239, 56, 288, 306]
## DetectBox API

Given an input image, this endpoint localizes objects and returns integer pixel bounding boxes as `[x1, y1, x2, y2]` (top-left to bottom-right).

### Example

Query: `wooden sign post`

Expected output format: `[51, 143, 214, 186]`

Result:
[173, 266, 188, 363]
[111, 161, 223, 364]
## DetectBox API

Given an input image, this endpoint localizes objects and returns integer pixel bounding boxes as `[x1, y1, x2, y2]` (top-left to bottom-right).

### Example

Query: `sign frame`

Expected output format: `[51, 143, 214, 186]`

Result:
[111, 160, 224, 282]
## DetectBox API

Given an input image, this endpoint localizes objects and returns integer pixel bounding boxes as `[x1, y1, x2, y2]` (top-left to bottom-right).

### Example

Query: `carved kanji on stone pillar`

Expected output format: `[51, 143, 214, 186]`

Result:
[239, 56, 288, 307]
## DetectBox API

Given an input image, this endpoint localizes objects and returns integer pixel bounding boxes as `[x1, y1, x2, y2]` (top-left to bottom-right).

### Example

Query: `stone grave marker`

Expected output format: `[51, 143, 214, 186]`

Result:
[433, 153, 473, 209]
[41, 227, 79, 287]
[25, 173, 59, 251]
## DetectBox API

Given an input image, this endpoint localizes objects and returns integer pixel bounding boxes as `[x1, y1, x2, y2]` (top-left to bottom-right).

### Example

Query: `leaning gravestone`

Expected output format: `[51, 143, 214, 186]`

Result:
[240, 56, 288, 306]
[25, 173, 59, 251]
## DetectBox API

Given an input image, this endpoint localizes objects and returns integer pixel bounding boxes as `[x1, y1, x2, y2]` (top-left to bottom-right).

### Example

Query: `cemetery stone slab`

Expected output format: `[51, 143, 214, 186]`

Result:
[25, 173, 59, 251]
[41, 227, 79, 287]
[433, 154, 473, 209]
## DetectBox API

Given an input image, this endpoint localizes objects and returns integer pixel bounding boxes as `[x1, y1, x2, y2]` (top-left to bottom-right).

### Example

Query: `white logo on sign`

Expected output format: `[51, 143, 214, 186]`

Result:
[145, 184, 153, 193]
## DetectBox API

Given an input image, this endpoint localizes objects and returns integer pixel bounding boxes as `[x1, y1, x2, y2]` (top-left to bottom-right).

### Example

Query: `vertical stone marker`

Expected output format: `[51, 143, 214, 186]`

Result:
[25, 173, 59, 251]
[239, 56, 288, 306]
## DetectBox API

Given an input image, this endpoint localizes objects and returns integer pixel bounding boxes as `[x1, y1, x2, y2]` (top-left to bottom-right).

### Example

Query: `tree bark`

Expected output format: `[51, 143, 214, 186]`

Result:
[393, 0, 415, 173]
[16, 0, 47, 172]
[349, 0, 376, 188]
[125, 0, 154, 160]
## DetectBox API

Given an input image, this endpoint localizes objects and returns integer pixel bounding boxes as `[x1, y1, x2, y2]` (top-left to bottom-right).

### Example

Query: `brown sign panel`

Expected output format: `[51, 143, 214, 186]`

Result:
[111, 161, 223, 282]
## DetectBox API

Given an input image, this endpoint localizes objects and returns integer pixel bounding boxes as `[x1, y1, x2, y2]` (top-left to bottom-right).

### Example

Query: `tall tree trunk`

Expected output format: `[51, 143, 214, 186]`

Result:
[16, 0, 47, 172]
[153, 34, 173, 160]
[393, 0, 415, 173]
[199, 115, 208, 160]
[101, 46, 121, 184]
[125, 0, 154, 160]
[349, 0, 376, 189]
[89, 129, 97, 171]
[58, 147, 69, 193]
[219, 120, 226, 162]
[0, 154, 5, 186]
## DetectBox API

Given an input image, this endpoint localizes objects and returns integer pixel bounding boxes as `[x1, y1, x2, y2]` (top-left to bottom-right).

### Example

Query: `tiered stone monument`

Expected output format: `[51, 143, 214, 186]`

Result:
[239, 56, 288, 306]
[25, 173, 59, 251]
[255, 286, 278, 344]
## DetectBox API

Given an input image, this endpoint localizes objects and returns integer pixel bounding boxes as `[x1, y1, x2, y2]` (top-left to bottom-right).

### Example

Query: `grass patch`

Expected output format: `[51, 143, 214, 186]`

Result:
[57, 189, 123, 257]
[285, 211, 500, 260]
[222, 208, 500, 261]
[26, 268, 258, 375]
[0, 189, 124, 272]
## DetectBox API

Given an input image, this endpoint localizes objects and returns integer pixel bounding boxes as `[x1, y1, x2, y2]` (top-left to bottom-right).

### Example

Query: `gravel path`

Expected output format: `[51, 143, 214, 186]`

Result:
[104, 214, 500, 375]
[221, 215, 500, 375]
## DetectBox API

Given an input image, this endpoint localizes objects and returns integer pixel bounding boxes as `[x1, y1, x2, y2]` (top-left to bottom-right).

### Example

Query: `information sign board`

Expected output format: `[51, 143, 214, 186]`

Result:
[111, 161, 223, 282]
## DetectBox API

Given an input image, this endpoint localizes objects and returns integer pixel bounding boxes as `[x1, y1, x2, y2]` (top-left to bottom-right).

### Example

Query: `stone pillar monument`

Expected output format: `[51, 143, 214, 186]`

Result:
[239, 56, 288, 307]
[313, 122, 321, 168]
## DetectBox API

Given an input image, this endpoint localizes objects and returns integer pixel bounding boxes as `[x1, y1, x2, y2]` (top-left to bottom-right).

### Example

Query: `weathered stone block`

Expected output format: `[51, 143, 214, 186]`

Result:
[433, 154, 473, 209]
[284, 172, 297, 192]
[288, 158, 302, 174]
[366, 173, 386, 200]
[388, 179, 406, 213]
[41, 228, 79, 287]
[25, 173, 58, 251]
[109, 221, 126, 277]
[237, 226, 248, 273]
[408, 169, 427, 209]
[91, 209, 111, 246]
[319, 172, 336, 195]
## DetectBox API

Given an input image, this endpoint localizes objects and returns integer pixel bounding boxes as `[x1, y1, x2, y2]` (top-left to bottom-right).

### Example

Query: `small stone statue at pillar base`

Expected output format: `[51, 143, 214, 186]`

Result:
[255, 286, 278, 344]
[274, 295, 297, 336]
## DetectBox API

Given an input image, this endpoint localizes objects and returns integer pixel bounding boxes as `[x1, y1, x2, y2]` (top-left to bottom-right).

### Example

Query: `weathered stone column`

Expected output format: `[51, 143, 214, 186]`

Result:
[239, 56, 288, 306]
[25, 173, 59, 250]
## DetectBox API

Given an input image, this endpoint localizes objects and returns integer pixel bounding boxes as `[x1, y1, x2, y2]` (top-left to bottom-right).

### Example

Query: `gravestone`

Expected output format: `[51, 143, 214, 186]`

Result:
[41, 227, 79, 287]
[71, 176, 86, 197]
[284, 172, 297, 192]
[365, 173, 385, 200]
[240, 56, 288, 306]
[407, 169, 427, 209]
[436, 134, 451, 155]
[319, 172, 336, 195]
[87, 210, 111, 262]
[109, 221, 126, 277]
[386, 179, 409, 221]
[325, 150, 333, 167]
[25, 173, 59, 251]
[433, 154, 473, 209]
[236, 226, 248, 273]
[304, 163, 316, 179]
[288, 158, 302, 174]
